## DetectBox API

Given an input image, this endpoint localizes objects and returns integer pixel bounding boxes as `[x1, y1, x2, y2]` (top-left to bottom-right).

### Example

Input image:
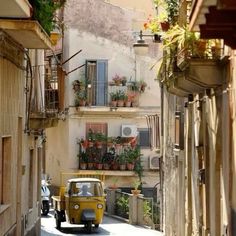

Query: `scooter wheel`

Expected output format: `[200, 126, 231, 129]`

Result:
[86, 221, 92, 233]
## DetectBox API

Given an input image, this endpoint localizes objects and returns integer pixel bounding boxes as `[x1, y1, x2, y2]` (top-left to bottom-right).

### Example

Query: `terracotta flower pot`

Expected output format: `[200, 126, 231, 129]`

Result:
[125, 101, 132, 107]
[103, 163, 110, 170]
[111, 100, 117, 107]
[160, 21, 170, 31]
[87, 162, 94, 170]
[112, 163, 119, 170]
[127, 163, 135, 170]
[117, 100, 124, 107]
[96, 163, 103, 170]
[119, 164, 126, 171]
[80, 163, 87, 170]
[131, 189, 141, 195]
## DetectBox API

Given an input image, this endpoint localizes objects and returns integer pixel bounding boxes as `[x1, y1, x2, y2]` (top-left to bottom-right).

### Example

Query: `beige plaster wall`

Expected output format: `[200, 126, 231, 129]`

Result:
[46, 0, 160, 190]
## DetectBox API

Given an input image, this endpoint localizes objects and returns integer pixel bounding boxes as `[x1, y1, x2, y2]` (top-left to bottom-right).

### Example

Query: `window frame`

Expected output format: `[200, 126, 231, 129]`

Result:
[138, 128, 151, 149]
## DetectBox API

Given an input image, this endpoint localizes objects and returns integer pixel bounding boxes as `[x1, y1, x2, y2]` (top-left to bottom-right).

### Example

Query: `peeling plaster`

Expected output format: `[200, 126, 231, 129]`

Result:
[64, 0, 146, 46]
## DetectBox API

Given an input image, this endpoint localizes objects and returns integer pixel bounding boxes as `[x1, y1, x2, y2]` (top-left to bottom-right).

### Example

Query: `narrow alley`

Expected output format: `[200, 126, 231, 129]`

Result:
[41, 209, 163, 236]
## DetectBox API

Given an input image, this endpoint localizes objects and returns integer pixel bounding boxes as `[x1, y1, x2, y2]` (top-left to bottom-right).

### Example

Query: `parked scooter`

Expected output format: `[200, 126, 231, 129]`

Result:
[41, 179, 50, 216]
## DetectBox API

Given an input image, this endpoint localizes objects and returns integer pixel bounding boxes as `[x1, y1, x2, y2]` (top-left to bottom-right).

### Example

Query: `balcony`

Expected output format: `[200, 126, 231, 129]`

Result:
[71, 79, 150, 117]
[189, 1, 236, 48]
[165, 39, 225, 97]
[29, 112, 58, 131]
[28, 61, 65, 132]
[0, 19, 53, 49]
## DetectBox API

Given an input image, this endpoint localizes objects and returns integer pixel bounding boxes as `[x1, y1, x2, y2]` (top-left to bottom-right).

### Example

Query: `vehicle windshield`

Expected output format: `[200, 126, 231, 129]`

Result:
[69, 181, 103, 197]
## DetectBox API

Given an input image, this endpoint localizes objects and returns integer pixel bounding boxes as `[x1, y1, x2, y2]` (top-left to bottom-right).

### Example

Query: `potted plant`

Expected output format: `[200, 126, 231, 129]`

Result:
[131, 179, 142, 195]
[110, 91, 118, 107]
[102, 149, 115, 170]
[125, 147, 140, 171]
[116, 90, 126, 107]
[121, 76, 127, 86]
[118, 152, 126, 170]
[72, 80, 81, 92]
[94, 132, 106, 148]
[111, 155, 119, 170]
[112, 74, 123, 86]
[128, 81, 140, 92]
[74, 90, 87, 106]
[88, 129, 95, 147]
[78, 152, 88, 170]
[109, 177, 119, 189]
[124, 94, 131, 107]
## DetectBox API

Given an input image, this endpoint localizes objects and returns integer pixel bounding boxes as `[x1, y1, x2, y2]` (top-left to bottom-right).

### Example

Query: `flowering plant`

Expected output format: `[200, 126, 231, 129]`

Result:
[143, 12, 169, 33]
[112, 74, 127, 86]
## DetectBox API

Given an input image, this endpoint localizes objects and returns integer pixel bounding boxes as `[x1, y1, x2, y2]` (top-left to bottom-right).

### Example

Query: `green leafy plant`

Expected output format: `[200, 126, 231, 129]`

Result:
[153, 0, 179, 25]
[110, 91, 118, 101]
[116, 195, 129, 218]
[143, 200, 152, 218]
[134, 156, 144, 184]
[128, 81, 140, 92]
[118, 152, 126, 165]
[88, 129, 96, 142]
[116, 90, 126, 101]
[29, 0, 66, 35]
[94, 132, 106, 142]
[74, 90, 87, 106]
[133, 179, 142, 190]
[78, 152, 88, 163]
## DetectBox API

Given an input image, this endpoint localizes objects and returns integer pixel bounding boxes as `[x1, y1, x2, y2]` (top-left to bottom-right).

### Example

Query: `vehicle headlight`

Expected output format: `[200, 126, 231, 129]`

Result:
[97, 203, 103, 209]
[74, 204, 80, 210]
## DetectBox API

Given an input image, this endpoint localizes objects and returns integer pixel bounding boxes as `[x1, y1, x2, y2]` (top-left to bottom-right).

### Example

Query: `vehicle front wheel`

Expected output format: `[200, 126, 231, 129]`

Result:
[55, 212, 61, 230]
[86, 221, 92, 233]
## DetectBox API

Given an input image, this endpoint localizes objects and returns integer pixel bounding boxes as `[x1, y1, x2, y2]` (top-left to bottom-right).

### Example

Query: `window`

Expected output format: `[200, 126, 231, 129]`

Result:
[29, 149, 34, 209]
[175, 111, 184, 150]
[86, 60, 108, 106]
[0, 136, 12, 205]
[138, 128, 151, 148]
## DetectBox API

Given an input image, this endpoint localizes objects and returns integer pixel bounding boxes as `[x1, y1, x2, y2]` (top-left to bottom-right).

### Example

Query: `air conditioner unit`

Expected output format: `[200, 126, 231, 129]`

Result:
[121, 125, 137, 137]
[149, 156, 160, 170]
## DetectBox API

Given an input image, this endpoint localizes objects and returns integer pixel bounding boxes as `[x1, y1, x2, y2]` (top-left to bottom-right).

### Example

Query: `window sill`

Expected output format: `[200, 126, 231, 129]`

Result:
[0, 204, 10, 214]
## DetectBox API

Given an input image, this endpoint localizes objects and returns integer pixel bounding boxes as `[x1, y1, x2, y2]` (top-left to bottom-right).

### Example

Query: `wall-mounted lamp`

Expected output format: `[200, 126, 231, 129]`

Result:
[133, 30, 161, 55]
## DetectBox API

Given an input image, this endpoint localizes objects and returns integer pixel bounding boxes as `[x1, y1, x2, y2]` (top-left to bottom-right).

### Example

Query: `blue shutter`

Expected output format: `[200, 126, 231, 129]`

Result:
[96, 60, 107, 106]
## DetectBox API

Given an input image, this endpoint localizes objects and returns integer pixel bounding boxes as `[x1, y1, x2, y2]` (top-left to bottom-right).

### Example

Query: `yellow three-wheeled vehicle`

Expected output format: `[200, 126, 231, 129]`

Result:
[52, 177, 105, 233]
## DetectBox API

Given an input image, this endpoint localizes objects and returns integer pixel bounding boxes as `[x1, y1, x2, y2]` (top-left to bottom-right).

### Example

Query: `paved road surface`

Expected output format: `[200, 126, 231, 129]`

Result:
[41, 210, 163, 236]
